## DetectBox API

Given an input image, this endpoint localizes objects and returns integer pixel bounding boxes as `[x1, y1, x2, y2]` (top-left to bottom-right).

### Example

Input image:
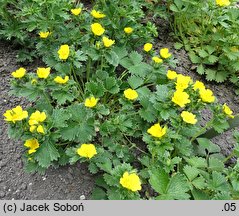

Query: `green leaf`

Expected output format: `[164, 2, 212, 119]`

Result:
[96, 158, 112, 173]
[170, 4, 179, 12]
[208, 55, 218, 64]
[156, 174, 190, 200]
[129, 51, 143, 65]
[129, 63, 152, 78]
[183, 165, 199, 181]
[196, 138, 220, 154]
[185, 157, 207, 168]
[149, 167, 169, 194]
[35, 141, 60, 168]
[105, 51, 119, 66]
[209, 171, 229, 192]
[84, 47, 100, 61]
[67, 104, 90, 122]
[212, 118, 230, 133]
[213, 192, 231, 200]
[75, 50, 87, 62]
[120, 57, 133, 69]
[112, 46, 128, 60]
[192, 176, 206, 189]
[85, 81, 105, 97]
[60, 122, 95, 143]
[18, 87, 42, 101]
[88, 163, 99, 174]
[197, 64, 204, 75]
[198, 49, 208, 58]
[155, 85, 169, 102]
[127, 76, 144, 89]
[206, 69, 228, 83]
[209, 157, 225, 172]
[51, 90, 75, 105]
[189, 52, 201, 64]
[54, 62, 71, 74]
[166, 174, 190, 200]
[139, 107, 157, 122]
[191, 189, 210, 200]
[232, 61, 239, 71]
[91, 187, 107, 200]
[51, 108, 71, 128]
[107, 189, 123, 200]
[174, 42, 183, 50]
[104, 77, 120, 94]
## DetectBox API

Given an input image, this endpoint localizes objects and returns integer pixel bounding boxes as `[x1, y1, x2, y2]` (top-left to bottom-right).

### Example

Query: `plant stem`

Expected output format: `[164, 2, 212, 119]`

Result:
[125, 135, 148, 154]
[190, 118, 214, 142]
[223, 152, 236, 163]
[86, 57, 91, 82]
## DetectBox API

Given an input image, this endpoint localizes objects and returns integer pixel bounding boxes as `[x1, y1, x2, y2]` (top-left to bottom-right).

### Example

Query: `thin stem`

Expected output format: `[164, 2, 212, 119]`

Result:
[190, 118, 214, 142]
[86, 57, 92, 82]
[124, 135, 148, 154]
[223, 152, 235, 163]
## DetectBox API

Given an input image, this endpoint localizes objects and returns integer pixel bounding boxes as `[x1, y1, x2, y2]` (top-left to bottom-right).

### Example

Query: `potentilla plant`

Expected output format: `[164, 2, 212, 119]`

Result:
[3, 1, 239, 200]
[168, 0, 239, 92]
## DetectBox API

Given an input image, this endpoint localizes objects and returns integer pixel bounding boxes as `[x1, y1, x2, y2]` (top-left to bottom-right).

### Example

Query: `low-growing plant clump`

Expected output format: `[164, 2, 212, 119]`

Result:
[168, 0, 239, 93]
[2, 0, 239, 200]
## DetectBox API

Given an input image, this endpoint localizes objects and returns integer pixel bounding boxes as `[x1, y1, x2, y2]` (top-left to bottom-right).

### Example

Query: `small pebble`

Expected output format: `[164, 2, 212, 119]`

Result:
[80, 195, 86, 200]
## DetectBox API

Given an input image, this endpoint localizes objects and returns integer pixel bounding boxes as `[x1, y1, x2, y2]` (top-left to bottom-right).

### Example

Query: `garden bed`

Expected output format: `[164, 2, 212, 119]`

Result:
[0, 22, 238, 198]
[0, 0, 239, 200]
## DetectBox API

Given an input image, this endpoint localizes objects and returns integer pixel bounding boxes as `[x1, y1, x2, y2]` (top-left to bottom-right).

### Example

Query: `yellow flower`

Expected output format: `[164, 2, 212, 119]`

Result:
[12, 67, 26, 78]
[85, 96, 98, 108]
[71, 8, 82, 16]
[91, 10, 106, 18]
[160, 48, 172, 59]
[124, 88, 138, 100]
[37, 125, 45, 134]
[29, 111, 46, 125]
[91, 23, 105, 36]
[143, 43, 153, 52]
[172, 90, 191, 108]
[175, 74, 192, 91]
[124, 27, 133, 34]
[54, 76, 69, 84]
[193, 80, 205, 91]
[120, 172, 141, 192]
[147, 123, 167, 138]
[102, 36, 115, 48]
[37, 67, 51, 79]
[3, 106, 28, 123]
[77, 144, 97, 159]
[223, 103, 234, 118]
[58, 44, 70, 60]
[29, 111, 46, 133]
[39, 31, 50, 38]
[167, 70, 178, 80]
[24, 139, 40, 154]
[216, 0, 230, 6]
[181, 111, 197, 124]
[152, 56, 163, 64]
[199, 88, 215, 103]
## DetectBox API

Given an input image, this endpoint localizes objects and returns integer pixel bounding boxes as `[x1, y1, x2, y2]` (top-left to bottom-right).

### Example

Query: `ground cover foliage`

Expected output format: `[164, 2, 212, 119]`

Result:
[2, 0, 239, 199]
